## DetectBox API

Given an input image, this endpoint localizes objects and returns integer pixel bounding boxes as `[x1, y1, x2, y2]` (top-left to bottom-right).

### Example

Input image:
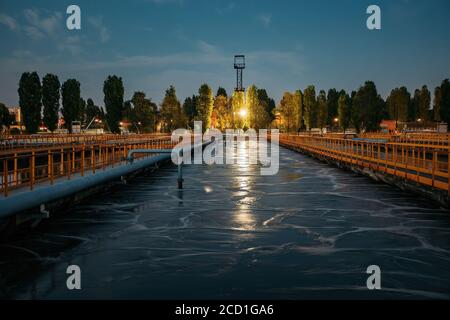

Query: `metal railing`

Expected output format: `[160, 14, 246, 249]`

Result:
[0, 136, 175, 197]
[0, 133, 170, 151]
[360, 132, 450, 146]
[279, 134, 450, 195]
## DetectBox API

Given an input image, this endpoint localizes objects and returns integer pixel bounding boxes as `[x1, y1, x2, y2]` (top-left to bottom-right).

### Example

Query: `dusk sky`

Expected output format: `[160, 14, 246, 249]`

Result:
[0, 0, 449, 107]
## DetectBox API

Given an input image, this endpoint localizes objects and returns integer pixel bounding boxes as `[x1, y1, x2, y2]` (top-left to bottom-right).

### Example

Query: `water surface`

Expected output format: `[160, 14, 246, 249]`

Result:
[1, 142, 450, 299]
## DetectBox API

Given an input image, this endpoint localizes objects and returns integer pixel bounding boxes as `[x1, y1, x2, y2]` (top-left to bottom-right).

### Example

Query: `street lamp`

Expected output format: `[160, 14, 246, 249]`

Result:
[333, 118, 339, 132]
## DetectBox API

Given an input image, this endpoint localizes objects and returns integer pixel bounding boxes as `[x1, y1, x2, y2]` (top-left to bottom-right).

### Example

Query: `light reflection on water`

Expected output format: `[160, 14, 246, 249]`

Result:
[0, 140, 450, 299]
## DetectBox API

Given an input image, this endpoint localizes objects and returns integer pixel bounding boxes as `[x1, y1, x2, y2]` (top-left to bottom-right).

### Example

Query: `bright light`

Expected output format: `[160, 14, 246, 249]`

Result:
[334, 118, 339, 123]
[239, 109, 248, 118]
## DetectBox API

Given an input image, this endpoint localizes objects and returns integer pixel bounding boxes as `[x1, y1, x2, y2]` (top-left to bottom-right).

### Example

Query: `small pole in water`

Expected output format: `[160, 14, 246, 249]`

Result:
[177, 150, 184, 189]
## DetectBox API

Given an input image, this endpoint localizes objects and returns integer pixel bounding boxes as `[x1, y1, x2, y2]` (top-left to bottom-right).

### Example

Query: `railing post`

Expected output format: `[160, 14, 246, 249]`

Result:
[92, 145, 96, 174]
[48, 150, 54, 185]
[13, 153, 18, 186]
[3, 159, 8, 197]
[432, 150, 437, 188]
[72, 145, 75, 172]
[112, 146, 115, 168]
[67, 150, 71, 180]
[448, 149, 450, 196]
[30, 151, 35, 190]
[81, 145, 85, 176]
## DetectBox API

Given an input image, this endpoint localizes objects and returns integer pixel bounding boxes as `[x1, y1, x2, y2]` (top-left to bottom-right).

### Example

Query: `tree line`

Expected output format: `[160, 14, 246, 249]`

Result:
[5, 72, 277, 134]
[12, 72, 107, 133]
[276, 79, 450, 133]
[2, 72, 449, 134]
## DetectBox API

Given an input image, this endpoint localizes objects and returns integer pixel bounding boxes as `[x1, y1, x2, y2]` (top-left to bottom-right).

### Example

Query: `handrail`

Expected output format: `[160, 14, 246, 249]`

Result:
[279, 134, 450, 196]
[0, 136, 175, 197]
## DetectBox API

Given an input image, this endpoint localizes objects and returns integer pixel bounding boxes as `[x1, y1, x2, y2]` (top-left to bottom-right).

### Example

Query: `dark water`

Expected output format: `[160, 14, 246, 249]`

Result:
[1, 142, 450, 299]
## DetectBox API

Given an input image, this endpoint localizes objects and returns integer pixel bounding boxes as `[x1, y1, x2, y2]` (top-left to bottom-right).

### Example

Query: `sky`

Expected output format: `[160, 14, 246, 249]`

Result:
[0, 0, 449, 107]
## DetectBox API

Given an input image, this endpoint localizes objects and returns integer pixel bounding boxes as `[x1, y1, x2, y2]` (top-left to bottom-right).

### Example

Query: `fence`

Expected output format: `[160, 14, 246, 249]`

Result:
[279, 134, 450, 195]
[0, 136, 175, 197]
[0, 133, 170, 151]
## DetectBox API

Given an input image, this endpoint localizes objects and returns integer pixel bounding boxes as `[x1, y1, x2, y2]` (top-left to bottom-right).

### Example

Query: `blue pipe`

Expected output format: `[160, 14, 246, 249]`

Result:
[0, 153, 170, 219]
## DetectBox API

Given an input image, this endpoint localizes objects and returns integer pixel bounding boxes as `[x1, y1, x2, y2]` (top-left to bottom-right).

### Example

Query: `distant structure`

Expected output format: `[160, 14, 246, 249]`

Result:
[234, 55, 245, 92]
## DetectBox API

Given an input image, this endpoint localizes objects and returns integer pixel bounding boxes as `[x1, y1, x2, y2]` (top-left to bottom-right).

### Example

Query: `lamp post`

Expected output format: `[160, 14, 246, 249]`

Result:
[333, 117, 339, 133]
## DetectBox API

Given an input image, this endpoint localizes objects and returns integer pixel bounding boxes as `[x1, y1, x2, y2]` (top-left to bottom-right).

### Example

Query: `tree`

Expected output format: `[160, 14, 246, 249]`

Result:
[352, 81, 384, 132]
[18, 72, 42, 133]
[160, 85, 184, 132]
[387, 87, 410, 126]
[85, 98, 105, 124]
[257, 89, 276, 124]
[278, 92, 300, 132]
[216, 87, 227, 98]
[61, 79, 81, 133]
[409, 89, 420, 122]
[439, 79, 450, 125]
[317, 90, 328, 130]
[42, 74, 60, 132]
[246, 85, 271, 130]
[326, 89, 339, 127]
[0, 103, 14, 129]
[433, 86, 441, 122]
[231, 91, 245, 129]
[131, 91, 157, 133]
[182, 95, 198, 128]
[103, 75, 124, 133]
[79, 98, 86, 126]
[212, 91, 230, 130]
[303, 85, 316, 131]
[195, 84, 214, 131]
[418, 85, 431, 121]
[338, 91, 351, 132]
[293, 90, 303, 130]
[349, 91, 360, 132]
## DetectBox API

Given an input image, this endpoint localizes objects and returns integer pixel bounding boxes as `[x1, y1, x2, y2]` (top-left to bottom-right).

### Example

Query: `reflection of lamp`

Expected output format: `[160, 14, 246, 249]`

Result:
[239, 109, 248, 118]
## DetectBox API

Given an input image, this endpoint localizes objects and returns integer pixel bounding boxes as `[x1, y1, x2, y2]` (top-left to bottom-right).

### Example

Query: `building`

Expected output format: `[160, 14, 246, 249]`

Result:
[8, 106, 25, 133]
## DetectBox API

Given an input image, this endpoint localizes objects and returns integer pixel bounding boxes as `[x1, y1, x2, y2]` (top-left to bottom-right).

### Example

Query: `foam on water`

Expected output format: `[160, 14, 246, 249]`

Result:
[1, 141, 450, 299]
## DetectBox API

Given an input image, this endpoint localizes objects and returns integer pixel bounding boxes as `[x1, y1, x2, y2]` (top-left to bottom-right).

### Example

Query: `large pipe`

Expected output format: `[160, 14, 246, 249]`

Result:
[0, 153, 170, 219]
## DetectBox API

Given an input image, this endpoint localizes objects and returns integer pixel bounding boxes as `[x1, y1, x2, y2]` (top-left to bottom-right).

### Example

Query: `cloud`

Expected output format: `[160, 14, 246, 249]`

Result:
[57, 35, 83, 55]
[148, 0, 184, 5]
[216, 3, 235, 15]
[258, 13, 272, 28]
[197, 40, 219, 54]
[23, 9, 62, 40]
[88, 16, 111, 43]
[0, 13, 18, 31]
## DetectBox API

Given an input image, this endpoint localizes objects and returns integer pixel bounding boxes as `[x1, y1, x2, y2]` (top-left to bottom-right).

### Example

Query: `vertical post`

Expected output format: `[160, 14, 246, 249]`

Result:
[177, 150, 184, 189]
[81, 145, 85, 176]
[112, 146, 115, 168]
[377, 144, 381, 171]
[13, 153, 17, 185]
[92, 145, 96, 174]
[30, 151, 35, 190]
[48, 150, 54, 185]
[432, 150, 437, 188]
[67, 149, 71, 180]
[3, 159, 8, 197]
[448, 148, 450, 196]
[104, 146, 108, 170]
[60, 149, 64, 175]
